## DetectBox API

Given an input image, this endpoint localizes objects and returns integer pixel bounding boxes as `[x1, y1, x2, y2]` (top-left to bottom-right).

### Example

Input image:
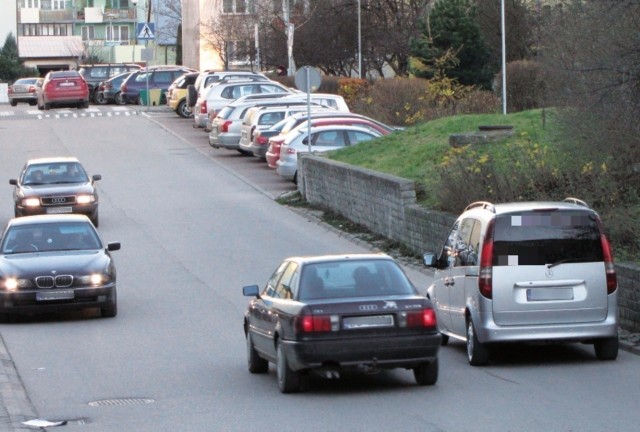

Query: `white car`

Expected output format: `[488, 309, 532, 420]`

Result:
[193, 80, 294, 128]
[275, 124, 383, 183]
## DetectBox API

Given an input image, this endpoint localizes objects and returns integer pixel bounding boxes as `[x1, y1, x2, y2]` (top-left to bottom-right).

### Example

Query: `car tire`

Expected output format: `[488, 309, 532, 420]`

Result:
[247, 333, 269, 374]
[94, 91, 107, 105]
[594, 336, 619, 360]
[10, 100, 17, 107]
[114, 92, 126, 105]
[467, 319, 490, 366]
[177, 100, 192, 118]
[413, 358, 438, 386]
[0, 312, 9, 323]
[276, 340, 300, 393]
[28, 101, 36, 106]
[43, 102, 50, 110]
[37, 101, 43, 110]
[101, 291, 117, 318]
[186, 84, 197, 107]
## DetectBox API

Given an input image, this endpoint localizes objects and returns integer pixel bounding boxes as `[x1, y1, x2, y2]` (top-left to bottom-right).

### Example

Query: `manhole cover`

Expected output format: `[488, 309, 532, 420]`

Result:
[88, 398, 155, 407]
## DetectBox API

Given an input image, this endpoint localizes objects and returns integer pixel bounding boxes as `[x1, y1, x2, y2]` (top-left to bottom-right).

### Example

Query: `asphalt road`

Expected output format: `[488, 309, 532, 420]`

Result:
[0, 106, 639, 432]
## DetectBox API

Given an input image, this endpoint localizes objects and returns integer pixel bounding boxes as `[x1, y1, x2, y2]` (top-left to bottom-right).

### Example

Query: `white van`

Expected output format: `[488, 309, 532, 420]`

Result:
[424, 198, 619, 365]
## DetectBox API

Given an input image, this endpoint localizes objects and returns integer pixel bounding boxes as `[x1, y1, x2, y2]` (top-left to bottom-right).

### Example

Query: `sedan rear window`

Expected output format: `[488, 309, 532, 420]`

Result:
[492, 210, 603, 266]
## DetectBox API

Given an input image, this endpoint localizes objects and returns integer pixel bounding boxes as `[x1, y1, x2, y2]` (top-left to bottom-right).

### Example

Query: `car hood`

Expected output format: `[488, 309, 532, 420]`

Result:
[20, 182, 94, 197]
[1, 250, 109, 276]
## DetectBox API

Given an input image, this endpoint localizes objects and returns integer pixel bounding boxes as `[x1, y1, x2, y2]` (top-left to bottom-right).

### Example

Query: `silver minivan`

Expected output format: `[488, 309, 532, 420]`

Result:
[424, 199, 619, 365]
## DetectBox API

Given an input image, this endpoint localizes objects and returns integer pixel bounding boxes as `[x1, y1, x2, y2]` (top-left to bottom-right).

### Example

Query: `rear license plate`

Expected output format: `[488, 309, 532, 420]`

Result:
[343, 314, 394, 330]
[527, 288, 574, 301]
[46, 206, 73, 214]
[36, 290, 74, 301]
[59, 82, 76, 87]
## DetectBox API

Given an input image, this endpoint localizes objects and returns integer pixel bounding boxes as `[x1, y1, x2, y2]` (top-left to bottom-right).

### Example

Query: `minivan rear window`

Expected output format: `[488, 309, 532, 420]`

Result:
[492, 210, 603, 266]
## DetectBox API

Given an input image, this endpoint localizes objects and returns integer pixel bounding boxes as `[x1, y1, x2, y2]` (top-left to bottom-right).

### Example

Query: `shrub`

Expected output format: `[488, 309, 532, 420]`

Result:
[495, 60, 549, 112]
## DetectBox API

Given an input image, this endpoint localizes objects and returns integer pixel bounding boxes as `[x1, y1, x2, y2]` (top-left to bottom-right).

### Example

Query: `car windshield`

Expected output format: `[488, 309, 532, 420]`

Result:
[298, 259, 416, 301]
[22, 162, 89, 185]
[1, 222, 102, 254]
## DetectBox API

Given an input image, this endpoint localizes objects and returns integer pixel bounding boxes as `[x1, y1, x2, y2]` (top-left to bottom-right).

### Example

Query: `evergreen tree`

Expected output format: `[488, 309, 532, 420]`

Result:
[0, 33, 37, 82]
[410, 0, 494, 89]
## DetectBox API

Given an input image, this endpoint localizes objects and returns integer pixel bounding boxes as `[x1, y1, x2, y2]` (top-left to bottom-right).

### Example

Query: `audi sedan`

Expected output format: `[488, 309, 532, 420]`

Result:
[0, 214, 120, 322]
[9, 157, 101, 227]
[242, 253, 441, 393]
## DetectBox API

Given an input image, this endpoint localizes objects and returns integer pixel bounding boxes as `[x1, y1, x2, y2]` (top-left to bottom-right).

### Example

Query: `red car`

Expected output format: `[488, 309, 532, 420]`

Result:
[37, 70, 90, 110]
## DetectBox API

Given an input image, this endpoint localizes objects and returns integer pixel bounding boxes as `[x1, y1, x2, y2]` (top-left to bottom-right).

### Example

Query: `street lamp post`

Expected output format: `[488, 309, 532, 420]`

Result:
[131, 0, 139, 63]
[357, 0, 361, 79]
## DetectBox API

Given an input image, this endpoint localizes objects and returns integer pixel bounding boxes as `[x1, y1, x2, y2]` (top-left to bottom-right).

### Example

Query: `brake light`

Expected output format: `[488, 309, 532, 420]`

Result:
[598, 220, 617, 294]
[256, 135, 268, 145]
[220, 120, 232, 133]
[285, 147, 296, 155]
[200, 102, 208, 114]
[478, 219, 495, 299]
[296, 314, 337, 333]
[405, 308, 437, 329]
[28, 86, 37, 94]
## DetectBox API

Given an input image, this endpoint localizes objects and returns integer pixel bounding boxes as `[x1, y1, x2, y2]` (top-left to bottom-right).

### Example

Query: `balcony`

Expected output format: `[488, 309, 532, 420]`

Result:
[18, 7, 135, 24]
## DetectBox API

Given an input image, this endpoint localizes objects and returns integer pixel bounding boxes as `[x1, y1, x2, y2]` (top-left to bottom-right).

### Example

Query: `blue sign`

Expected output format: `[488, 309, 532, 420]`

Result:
[137, 23, 156, 40]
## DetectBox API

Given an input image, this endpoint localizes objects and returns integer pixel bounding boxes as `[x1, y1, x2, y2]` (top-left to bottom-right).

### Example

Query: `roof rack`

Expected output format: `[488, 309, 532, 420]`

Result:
[464, 201, 496, 213]
[563, 197, 590, 208]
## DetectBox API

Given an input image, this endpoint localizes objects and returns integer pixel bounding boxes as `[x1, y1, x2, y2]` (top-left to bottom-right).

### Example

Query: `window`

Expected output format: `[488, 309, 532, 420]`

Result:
[52, 0, 65, 10]
[347, 130, 376, 145]
[222, 0, 253, 14]
[81, 26, 95, 41]
[25, 0, 40, 8]
[264, 261, 289, 297]
[274, 262, 298, 299]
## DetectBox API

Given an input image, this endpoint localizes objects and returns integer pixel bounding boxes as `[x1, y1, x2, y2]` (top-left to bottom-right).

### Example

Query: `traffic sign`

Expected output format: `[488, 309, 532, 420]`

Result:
[137, 23, 155, 40]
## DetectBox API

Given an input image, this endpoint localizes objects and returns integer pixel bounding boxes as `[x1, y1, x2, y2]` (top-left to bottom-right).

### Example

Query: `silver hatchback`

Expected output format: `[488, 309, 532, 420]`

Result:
[423, 199, 619, 365]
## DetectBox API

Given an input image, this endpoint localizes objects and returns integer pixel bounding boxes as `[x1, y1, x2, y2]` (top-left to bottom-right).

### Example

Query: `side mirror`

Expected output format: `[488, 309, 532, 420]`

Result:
[107, 242, 121, 251]
[423, 253, 438, 267]
[9, 179, 17, 185]
[92, 174, 102, 181]
[243, 285, 260, 298]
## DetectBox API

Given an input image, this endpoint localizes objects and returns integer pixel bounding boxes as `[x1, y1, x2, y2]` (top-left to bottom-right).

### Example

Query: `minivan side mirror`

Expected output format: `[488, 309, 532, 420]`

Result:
[423, 253, 438, 267]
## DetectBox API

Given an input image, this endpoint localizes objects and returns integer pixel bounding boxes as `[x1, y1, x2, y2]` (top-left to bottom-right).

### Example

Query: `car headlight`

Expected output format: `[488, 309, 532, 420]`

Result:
[78, 273, 109, 286]
[22, 197, 40, 207]
[76, 195, 95, 204]
[1, 277, 32, 291]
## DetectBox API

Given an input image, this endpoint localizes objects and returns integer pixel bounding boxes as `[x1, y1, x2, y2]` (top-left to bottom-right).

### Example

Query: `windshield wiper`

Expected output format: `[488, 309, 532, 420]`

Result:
[546, 258, 594, 268]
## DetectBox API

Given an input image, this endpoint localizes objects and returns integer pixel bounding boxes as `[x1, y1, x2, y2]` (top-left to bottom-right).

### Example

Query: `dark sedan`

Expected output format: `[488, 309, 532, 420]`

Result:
[0, 214, 120, 322]
[10, 157, 101, 227]
[242, 253, 441, 393]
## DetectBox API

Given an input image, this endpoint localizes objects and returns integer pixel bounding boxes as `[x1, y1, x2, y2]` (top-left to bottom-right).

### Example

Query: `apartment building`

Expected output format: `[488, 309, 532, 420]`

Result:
[15, 0, 176, 74]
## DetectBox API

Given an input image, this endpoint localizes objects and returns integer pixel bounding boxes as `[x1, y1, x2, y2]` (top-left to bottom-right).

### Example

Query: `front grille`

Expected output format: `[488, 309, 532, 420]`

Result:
[35, 275, 74, 288]
[42, 195, 76, 206]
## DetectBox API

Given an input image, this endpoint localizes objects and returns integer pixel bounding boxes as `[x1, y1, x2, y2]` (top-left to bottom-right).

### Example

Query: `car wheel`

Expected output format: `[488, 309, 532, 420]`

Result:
[82, 100, 90, 109]
[467, 319, 490, 366]
[94, 91, 107, 105]
[177, 100, 192, 118]
[28, 101, 36, 106]
[37, 101, 43, 110]
[594, 336, 618, 360]
[43, 102, 50, 110]
[101, 291, 117, 318]
[247, 333, 269, 374]
[114, 92, 126, 105]
[0, 312, 9, 323]
[10, 100, 17, 107]
[276, 340, 300, 393]
[413, 358, 438, 386]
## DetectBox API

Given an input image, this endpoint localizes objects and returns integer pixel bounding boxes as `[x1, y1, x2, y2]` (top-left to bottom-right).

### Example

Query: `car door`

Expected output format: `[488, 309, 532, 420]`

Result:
[429, 220, 460, 334]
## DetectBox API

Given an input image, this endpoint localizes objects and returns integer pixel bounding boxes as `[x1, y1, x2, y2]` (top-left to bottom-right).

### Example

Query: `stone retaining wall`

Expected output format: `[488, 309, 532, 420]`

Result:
[298, 154, 640, 333]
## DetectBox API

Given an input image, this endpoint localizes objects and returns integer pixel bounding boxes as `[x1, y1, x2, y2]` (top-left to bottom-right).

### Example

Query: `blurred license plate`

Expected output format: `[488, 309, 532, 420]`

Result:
[47, 206, 73, 214]
[527, 288, 574, 301]
[36, 290, 74, 301]
[59, 82, 76, 87]
[343, 314, 394, 330]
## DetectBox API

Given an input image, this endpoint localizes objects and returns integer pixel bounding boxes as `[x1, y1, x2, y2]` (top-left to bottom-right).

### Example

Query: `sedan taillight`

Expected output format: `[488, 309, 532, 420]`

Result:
[402, 308, 437, 329]
[295, 314, 339, 333]
[220, 120, 232, 133]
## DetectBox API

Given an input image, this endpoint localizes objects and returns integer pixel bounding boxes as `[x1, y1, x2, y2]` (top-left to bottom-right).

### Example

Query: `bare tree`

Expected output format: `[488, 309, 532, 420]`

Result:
[156, 0, 182, 43]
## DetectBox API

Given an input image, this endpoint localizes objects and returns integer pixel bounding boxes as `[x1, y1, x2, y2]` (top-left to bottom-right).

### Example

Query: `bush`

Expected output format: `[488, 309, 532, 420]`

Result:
[495, 60, 549, 112]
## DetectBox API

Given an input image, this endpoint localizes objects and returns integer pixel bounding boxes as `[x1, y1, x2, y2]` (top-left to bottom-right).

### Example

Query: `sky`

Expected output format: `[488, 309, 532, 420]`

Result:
[1, 2, 17, 46]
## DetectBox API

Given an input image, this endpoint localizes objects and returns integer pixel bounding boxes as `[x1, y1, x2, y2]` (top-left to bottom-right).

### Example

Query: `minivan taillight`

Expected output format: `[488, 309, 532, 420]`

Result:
[478, 219, 495, 299]
[220, 120, 232, 133]
[600, 231, 617, 294]
[200, 102, 208, 114]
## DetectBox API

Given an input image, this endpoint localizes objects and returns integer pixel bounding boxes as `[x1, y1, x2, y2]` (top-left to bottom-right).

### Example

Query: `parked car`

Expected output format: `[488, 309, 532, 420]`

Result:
[78, 63, 141, 103]
[209, 99, 327, 152]
[265, 112, 395, 168]
[193, 79, 293, 128]
[423, 199, 619, 365]
[167, 71, 199, 118]
[187, 70, 269, 108]
[242, 253, 441, 393]
[276, 92, 351, 112]
[120, 66, 196, 105]
[37, 70, 90, 110]
[238, 105, 331, 155]
[0, 214, 120, 321]
[9, 157, 101, 227]
[8, 77, 42, 106]
[276, 124, 383, 183]
[94, 71, 133, 105]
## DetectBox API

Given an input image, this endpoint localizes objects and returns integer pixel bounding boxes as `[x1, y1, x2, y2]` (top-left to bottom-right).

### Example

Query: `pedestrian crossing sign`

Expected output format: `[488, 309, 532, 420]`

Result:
[137, 23, 155, 40]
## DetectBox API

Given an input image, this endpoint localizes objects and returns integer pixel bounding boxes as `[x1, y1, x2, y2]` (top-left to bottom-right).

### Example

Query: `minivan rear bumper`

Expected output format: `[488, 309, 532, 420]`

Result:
[474, 294, 618, 343]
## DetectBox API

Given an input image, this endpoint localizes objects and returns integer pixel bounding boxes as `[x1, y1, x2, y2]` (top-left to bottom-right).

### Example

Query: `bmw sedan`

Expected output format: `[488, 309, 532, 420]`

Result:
[242, 253, 441, 393]
[10, 157, 101, 227]
[0, 214, 120, 322]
